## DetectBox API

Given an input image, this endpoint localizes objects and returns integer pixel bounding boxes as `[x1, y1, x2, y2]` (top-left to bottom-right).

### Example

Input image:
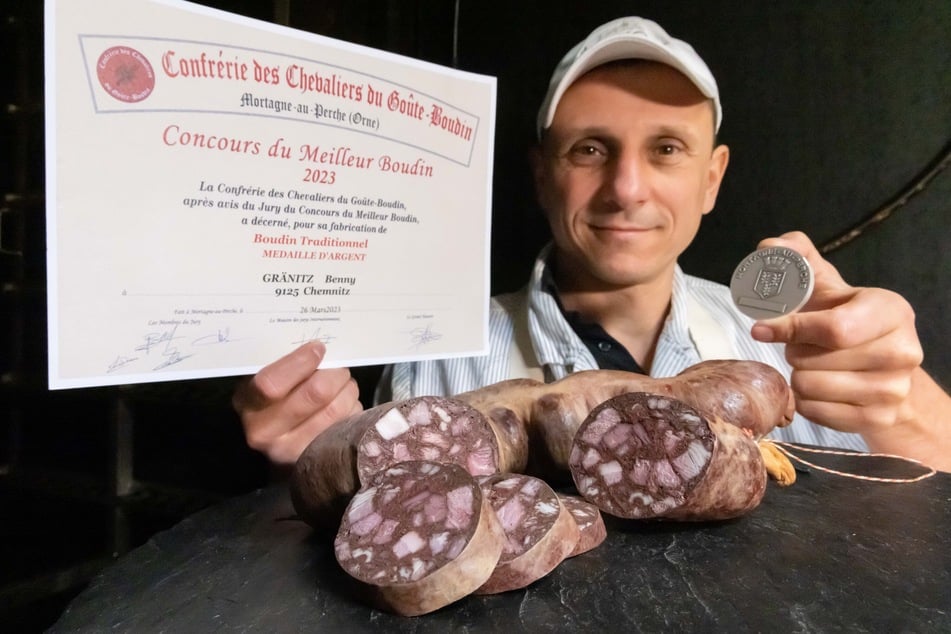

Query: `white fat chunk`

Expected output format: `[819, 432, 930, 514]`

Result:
[421, 429, 450, 449]
[599, 460, 623, 485]
[519, 477, 542, 496]
[430, 531, 449, 554]
[582, 448, 601, 468]
[578, 476, 597, 493]
[393, 443, 411, 462]
[393, 531, 426, 558]
[350, 512, 383, 537]
[447, 485, 474, 512]
[535, 501, 558, 515]
[375, 409, 411, 440]
[451, 417, 471, 434]
[347, 488, 377, 521]
[496, 495, 525, 530]
[419, 461, 441, 475]
[409, 558, 428, 581]
[406, 401, 431, 424]
[679, 412, 702, 425]
[672, 440, 711, 480]
[581, 409, 620, 444]
[373, 519, 400, 545]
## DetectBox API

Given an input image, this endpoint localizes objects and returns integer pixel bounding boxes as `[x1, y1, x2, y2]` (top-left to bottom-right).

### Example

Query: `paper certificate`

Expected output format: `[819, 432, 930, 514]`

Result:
[45, 0, 496, 389]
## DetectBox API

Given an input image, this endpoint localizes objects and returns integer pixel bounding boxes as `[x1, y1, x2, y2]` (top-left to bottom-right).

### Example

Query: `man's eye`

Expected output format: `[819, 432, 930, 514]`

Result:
[571, 143, 600, 156]
[565, 141, 607, 165]
[652, 142, 686, 163]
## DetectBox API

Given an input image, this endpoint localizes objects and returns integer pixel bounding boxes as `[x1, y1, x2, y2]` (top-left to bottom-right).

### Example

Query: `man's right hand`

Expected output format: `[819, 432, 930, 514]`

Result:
[232, 341, 363, 466]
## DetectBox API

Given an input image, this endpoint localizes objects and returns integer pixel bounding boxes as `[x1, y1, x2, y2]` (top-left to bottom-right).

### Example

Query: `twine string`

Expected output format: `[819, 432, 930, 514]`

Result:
[765, 440, 937, 483]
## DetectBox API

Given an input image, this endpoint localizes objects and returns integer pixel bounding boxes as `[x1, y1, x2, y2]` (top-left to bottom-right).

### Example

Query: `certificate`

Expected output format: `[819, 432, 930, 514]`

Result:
[45, 0, 496, 389]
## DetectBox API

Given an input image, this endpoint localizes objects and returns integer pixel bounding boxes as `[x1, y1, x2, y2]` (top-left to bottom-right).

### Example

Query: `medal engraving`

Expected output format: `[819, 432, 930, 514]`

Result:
[730, 247, 813, 320]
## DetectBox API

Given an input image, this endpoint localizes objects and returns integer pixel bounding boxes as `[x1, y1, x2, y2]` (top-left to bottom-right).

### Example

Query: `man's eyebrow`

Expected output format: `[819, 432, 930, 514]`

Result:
[542, 126, 616, 150]
[550, 124, 612, 138]
[650, 123, 698, 138]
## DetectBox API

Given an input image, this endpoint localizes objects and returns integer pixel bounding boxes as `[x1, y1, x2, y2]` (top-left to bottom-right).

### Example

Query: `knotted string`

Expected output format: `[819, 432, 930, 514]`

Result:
[765, 440, 937, 483]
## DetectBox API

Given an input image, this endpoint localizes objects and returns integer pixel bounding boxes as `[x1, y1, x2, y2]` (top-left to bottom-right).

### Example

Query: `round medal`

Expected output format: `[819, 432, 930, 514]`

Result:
[730, 247, 814, 320]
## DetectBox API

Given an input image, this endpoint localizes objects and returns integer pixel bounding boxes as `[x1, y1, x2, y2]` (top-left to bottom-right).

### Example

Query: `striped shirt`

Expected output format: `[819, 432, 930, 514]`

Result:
[377, 245, 868, 451]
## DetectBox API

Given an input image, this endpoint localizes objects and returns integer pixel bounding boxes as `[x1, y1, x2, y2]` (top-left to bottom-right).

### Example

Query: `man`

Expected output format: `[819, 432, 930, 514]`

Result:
[234, 17, 951, 471]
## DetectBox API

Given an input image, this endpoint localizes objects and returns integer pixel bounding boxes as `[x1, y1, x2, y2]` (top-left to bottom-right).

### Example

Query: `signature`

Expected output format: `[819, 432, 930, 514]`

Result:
[152, 348, 194, 371]
[107, 355, 139, 373]
[408, 323, 442, 350]
[107, 322, 247, 375]
[119, 324, 196, 372]
[291, 328, 337, 346]
[135, 325, 182, 354]
[192, 328, 239, 346]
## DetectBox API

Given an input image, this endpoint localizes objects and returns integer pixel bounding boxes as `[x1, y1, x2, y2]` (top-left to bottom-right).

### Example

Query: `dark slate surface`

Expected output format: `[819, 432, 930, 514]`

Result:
[53, 452, 951, 632]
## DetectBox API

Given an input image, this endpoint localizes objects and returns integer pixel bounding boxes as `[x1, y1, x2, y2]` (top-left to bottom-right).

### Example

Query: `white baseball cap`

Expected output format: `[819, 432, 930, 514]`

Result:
[536, 16, 722, 138]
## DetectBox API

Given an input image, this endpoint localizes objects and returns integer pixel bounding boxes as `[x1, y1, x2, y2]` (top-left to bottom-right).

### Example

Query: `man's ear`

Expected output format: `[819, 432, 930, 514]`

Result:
[702, 144, 730, 215]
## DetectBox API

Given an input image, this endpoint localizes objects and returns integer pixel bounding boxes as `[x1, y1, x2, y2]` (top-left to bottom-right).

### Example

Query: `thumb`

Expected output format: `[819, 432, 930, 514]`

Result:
[751, 310, 828, 347]
[751, 232, 859, 347]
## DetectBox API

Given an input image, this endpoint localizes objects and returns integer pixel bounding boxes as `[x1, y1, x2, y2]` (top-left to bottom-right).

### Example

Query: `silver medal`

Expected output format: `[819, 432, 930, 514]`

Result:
[730, 246, 814, 320]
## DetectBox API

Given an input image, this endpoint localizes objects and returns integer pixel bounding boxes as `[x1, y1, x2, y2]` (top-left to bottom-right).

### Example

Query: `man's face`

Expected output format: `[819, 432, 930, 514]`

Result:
[534, 61, 729, 291]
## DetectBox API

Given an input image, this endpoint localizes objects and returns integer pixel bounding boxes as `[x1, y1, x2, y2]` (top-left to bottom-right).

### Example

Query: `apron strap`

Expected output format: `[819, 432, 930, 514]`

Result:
[507, 288, 545, 381]
[685, 292, 738, 361]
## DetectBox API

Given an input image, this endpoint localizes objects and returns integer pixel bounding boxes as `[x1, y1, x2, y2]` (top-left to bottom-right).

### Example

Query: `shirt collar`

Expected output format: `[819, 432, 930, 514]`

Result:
[530, 243, 696, 359]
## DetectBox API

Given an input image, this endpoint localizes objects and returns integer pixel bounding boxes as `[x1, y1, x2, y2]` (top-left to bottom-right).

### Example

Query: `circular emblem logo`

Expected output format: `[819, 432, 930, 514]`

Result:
[96, 46, 155, 103]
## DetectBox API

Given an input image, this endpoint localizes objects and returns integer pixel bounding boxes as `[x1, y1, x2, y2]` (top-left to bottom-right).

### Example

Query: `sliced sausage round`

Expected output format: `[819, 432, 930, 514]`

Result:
[559, 494, 607, 556]
[473, 473, 579, 594]
[334, 460, 504, 616]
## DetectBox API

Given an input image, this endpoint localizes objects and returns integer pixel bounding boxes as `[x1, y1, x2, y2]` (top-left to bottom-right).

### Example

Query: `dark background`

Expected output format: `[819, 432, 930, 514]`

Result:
[2, 1, 948, 630]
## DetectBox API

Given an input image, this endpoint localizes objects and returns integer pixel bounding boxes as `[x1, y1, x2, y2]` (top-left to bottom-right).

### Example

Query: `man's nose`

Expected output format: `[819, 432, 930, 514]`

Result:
[603, 151, 647, 208]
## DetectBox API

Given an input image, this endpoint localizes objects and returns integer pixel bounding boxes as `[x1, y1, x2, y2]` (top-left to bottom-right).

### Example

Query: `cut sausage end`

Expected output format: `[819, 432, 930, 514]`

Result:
[356, 397, 501, 485]
[569, 392, 766, 521]
[334, 460, 504, 616]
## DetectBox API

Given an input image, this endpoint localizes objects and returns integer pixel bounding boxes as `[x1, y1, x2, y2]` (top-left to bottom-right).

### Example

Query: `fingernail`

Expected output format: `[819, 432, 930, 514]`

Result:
[751, 324, 775, 342]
